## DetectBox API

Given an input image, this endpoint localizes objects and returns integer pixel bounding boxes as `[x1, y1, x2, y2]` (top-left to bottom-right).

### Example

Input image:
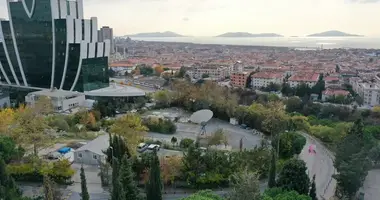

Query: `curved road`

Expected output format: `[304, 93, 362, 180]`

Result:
[299, 133, 336, 200]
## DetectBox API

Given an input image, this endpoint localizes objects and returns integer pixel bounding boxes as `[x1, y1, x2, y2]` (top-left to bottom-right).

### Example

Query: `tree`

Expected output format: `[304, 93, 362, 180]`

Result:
[111, 159, 125, 200]
[176, 66, 187, 78]
[0, 108, 15, 134]
[153, 90, 174, 107]
[145, 151, 163, 200]
[171, 137, 178, 147]
[268, 150, 276, 188]
[98, 161, 111, 187]
[0, 158, 23, 200]
[0, 136, 24, 163]
[309, 175, 317, 200]
[333, 119, 372, 199]
[80, 166, 90, 200]
[207, 129, 228, 147]
[105, 134, 131, 163]
[110, 114, 148, 153]
[119, 155, 140, 200]
[273, 132, 306, 159]
[11, 97, 53, 156]
[229, 170, 261, 200]
[43, 175, 54, 200]
[277, 158, 310, 195]
[160, 156, 182, 187]
[285, 97, 303, 113]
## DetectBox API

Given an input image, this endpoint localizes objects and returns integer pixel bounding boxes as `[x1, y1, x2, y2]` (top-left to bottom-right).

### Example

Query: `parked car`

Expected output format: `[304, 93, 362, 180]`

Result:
[147, 144, 160, 151]
[137, 143, 149, 153]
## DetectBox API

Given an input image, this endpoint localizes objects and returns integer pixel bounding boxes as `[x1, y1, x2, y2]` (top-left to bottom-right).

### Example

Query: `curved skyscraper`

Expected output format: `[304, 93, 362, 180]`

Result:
[0, 0, 110, 92]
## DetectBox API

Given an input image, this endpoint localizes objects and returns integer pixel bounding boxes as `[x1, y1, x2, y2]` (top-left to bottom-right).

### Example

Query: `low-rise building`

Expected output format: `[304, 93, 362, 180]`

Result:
[251, 72, 284, 88]
[25, 88, 86, 113]
[231, 71, 249, 88]
[74, 134, 108, 165]
[322, 89, 350, 102]
[288, 73, 320, 88]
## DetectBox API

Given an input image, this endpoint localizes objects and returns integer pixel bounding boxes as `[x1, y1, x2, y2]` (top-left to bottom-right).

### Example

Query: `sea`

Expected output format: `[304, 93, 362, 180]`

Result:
[129, 36, 380, 50]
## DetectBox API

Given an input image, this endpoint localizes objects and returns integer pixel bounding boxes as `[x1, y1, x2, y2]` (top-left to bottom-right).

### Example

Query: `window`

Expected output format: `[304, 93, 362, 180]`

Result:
[78, 153, 82, 158]
[93, 154, 98, 160]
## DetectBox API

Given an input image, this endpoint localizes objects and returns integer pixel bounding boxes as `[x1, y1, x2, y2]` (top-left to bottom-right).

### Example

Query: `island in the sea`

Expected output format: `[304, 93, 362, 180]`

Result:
[126, 31, 184, 37]
[307, 30, 363, 37]
[216, 32, 283, 37]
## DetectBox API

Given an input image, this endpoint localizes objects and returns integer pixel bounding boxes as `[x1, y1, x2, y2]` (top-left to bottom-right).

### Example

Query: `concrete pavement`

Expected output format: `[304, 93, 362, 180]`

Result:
[299, 133, 336, 200]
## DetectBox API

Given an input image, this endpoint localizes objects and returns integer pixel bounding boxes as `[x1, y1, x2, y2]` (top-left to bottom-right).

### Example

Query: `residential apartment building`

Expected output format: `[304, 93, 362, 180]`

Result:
[187, 65, 230, 80]
[352, 81, 380, 107]
[251, 72, 284, 88]
[231, 71, 249, 88]
[321, 89, 350, 102]
[288, 73, 320, 88]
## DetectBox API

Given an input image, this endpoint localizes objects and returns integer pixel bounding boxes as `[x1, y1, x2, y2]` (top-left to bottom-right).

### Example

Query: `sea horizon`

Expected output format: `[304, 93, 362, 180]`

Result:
[128, 36, 380, 50]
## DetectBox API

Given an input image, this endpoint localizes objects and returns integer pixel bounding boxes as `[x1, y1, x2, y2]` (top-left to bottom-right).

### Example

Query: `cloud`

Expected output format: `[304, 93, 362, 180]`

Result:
[347, 0, 380, 3]
[182, 17, 189, 21]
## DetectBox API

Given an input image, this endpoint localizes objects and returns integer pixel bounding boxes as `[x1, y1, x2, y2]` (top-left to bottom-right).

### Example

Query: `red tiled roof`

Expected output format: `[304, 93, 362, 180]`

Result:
[324, 76, 339, 82]
[323, 89, 350, 96]
[289, 73, 320, 82]
[251, 72, 283, 79]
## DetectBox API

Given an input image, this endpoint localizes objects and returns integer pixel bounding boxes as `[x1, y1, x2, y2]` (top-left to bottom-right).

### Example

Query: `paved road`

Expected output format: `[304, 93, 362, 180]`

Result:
[362, 169, 380, 200]
[299, 133, 336, 200]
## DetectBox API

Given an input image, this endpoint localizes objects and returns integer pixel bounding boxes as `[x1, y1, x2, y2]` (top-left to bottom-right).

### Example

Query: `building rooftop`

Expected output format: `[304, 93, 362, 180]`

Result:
[289, 73, 320, 82]
[323, 89, 350, 96]
[75, 134, 109, 155]
[84, 83, 146, 97]
[251, 72, 283, 79]
[27, 89, 83, 98]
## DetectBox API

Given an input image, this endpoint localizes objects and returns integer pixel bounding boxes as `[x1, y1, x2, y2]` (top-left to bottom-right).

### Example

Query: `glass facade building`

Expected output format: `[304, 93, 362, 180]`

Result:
[0, 0, 110, 92]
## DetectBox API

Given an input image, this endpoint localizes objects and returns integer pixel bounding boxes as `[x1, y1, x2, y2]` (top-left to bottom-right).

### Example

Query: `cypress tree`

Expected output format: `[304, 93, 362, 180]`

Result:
[111, 158, 125, 200]
[43, 175, 54, 200]
[119, 155, 140, 200]
[309, 175, 317, 200]
[145, 151, 162, 200]
[80, 165, 90, 200]
[268, 149, 276, 188]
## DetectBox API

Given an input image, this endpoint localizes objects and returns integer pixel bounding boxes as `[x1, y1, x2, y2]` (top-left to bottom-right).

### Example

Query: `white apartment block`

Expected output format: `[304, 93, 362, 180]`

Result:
[187, 65, 231, 80]
[352, 81, 380, 107]
[251, 72, 284, 88]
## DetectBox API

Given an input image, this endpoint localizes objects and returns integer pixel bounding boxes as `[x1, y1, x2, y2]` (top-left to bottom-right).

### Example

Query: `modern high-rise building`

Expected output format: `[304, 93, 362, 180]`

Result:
[0, 0, 110, 92]
[98, 26, 115, 54]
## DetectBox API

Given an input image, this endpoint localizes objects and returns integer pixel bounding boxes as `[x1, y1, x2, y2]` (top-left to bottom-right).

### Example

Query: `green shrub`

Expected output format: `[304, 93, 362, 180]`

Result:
[48, 116, 70, 132]
[7, 159, 75, 184]
[180, 138, 195, 148]
[143, 117, 177, 134]
[272, 132, 306, 159]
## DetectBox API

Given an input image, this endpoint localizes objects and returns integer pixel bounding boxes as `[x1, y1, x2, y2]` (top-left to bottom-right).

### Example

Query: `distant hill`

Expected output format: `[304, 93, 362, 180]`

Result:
[307, 30, 363, 37]
[126, 31, 183, 37]
[216, 32, 283, 37]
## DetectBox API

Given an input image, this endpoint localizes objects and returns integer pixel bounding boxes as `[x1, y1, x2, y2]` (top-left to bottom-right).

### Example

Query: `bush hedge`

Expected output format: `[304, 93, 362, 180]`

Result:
[144, 117, 177, 134]
[7, 159, 75, 184]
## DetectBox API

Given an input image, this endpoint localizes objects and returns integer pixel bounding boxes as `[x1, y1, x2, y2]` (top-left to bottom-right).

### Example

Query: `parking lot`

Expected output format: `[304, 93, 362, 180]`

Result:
[146, 108, 263, 150]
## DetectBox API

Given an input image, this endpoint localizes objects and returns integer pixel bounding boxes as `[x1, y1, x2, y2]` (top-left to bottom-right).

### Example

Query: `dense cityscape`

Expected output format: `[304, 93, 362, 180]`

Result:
[0, 1, 379, 200]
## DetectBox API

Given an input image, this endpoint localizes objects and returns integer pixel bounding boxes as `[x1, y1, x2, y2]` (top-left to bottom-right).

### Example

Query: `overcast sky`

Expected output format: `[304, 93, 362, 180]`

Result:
[0, 0, 380, 36]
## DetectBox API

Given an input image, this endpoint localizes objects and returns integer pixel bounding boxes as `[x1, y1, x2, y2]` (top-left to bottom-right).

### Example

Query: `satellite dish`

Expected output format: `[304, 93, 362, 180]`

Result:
[190, 109, 213, 124]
